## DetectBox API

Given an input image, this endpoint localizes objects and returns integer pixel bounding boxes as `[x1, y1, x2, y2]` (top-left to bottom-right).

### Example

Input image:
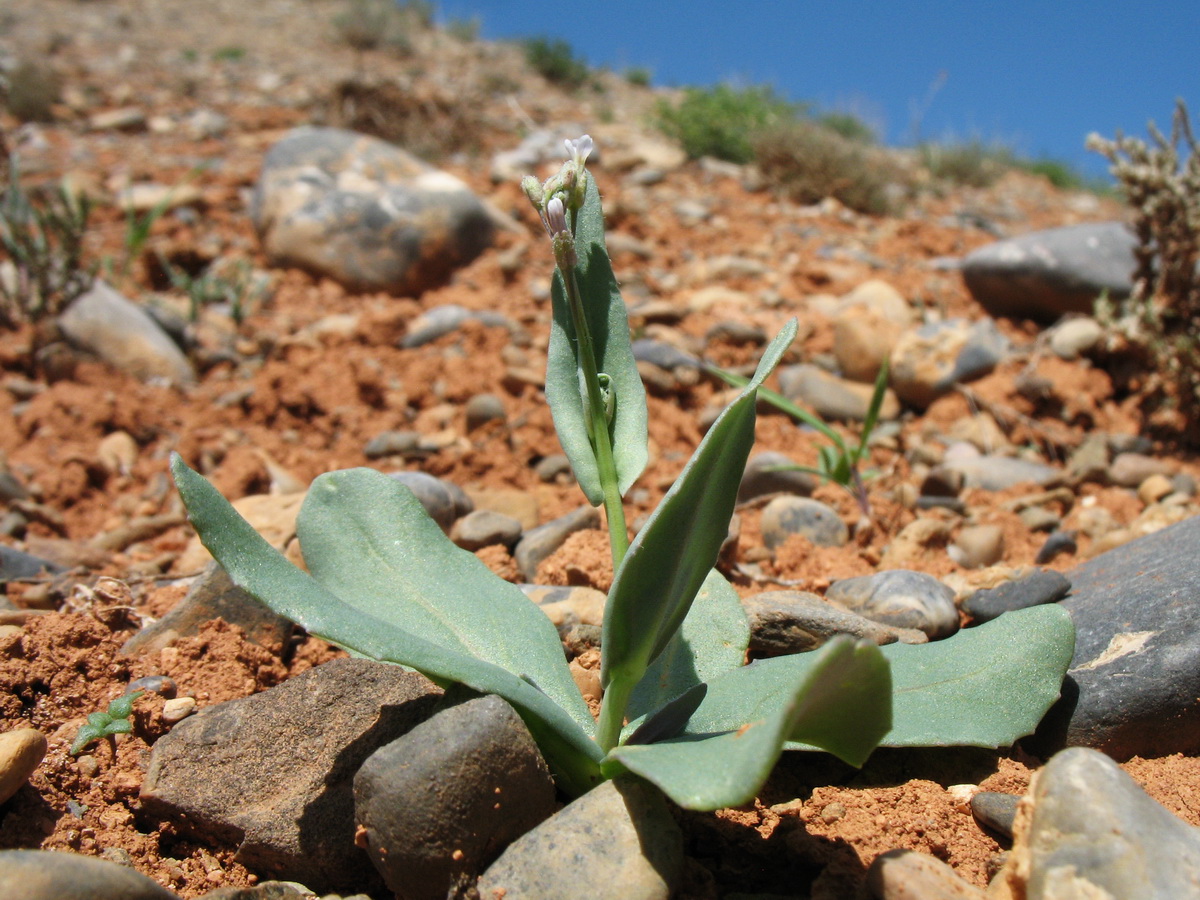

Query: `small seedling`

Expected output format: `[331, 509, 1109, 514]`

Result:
[70, 691, 143, 755]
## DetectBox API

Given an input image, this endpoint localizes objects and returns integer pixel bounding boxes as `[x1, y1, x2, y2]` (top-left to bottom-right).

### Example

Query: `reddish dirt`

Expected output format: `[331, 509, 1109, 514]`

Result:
[2, 1, 1199, 897]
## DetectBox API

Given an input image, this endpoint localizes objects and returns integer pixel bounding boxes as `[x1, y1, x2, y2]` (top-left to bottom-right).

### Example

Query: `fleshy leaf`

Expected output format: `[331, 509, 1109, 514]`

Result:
[170, 455, 603, 795]
[601, 320, 798, 696]
[606, 637, 890, 810]
[626, 569, 749, 723]
[875, 603, 1075, 748]
[546, 175, 648, 503]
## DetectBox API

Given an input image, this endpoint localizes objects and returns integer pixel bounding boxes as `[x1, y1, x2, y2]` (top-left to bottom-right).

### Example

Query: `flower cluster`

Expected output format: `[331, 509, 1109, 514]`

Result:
[521, 135, 594, 269]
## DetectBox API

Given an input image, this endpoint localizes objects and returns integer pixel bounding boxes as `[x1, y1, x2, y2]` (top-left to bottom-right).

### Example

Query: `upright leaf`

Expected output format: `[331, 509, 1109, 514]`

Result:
[545, 175, 648, 503]
[602, 320, 798, 698]
[606, 637, 890, 810]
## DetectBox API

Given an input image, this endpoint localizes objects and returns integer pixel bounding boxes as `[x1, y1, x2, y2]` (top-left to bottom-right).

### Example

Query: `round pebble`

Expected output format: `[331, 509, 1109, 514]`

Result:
[0, 728, 48, 804]
[464, 393, 507, 432]
[450, 509, 523, 551]
[760, 496, 848, 550]
[951, 524, 1006, 568]
[162, 698, 198, 724]
[1138, 473, 1174, 505]
[970, 791, 1019, 839]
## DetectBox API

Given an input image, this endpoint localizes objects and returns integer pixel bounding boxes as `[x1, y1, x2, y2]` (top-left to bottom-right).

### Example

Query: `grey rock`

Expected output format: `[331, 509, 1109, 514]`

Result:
[388, 471, 473, 531]
[890, 318, 1010, 408]
[866, 848, 986, 899]
[1067, 433, 1110, 484]
[1175, 472, 1198, 497]
[477, 777, 683, 900]
[521, 584, 606, 632]
[251, 127, 494, 295]
[942, 455, 1060, 491]
[363, 430, 419, 458]
[1108, 451, 1172, 488]
[961, 222, 1137, 321]
[450, 509, 523, 551]
[1018, 505, 1061, 532]
[777, 364, 900, 422]
[760, 496, 848, 550]
[630, 339, 701, 371]
[353, 696, 555, 900]
[920, 467, 964, 498]
[514, 505, 601, 582]
[742, 590, 925, 656]
[737, 452, 816, 503]
[1003, 747, 1200, 899]
[1034, 530, 1078, 565]
[534, 454, 572, 483]
[58, 281, 195, 386]
[970, 791, 1019, 840]
[706, 320, 766, 346]
[0, 545, 66, 584]
[198, 882, 317, 899]
[465, 393, 507, 432]
[121, 563, 294, 655]
[1032, 514, 1200, 759]
[139, 659, 443, 895]
[826, 569, 959, 639]
[0, 849, 180, 899]
[401, 303, 511, 349]
[963, 570, 1071, 624]
[0, 469, 29, 502]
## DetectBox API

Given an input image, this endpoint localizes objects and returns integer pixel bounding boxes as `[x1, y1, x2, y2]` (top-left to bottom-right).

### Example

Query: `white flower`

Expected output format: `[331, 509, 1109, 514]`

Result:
[565, 134, 594, 168]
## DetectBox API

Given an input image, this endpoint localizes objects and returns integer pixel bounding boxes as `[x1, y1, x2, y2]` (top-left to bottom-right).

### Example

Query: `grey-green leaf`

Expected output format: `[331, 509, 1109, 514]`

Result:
[876, 603, 1075, 748]
[170, 455, 603, 795]
[601, 320, 798, 694]
[605, 637, 890, 810]
[546, 175, 648, 503]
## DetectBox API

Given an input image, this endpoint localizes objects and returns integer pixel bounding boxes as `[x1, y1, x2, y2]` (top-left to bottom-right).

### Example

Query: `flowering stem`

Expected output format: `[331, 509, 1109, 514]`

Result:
[595, 671, 633, 754]
[561, 266, 629, 566]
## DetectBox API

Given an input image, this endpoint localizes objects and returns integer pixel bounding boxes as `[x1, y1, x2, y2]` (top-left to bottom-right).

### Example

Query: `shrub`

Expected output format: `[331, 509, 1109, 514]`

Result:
[4, 60, 60, 123]
[1088, 100, 1200, 440]
[919, 139, 1013, 187]
[623, 66, 652, 88]
[818, 111, 876, 144]
[655, 84, 799, 164]
[521, 36, 590, 89]
[753, 119, 904, 214]
[333, 0, 426, 54]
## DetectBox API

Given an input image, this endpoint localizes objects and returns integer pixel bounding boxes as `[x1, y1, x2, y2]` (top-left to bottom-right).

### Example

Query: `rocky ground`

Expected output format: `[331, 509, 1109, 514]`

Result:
[2, 1, 1200, 898]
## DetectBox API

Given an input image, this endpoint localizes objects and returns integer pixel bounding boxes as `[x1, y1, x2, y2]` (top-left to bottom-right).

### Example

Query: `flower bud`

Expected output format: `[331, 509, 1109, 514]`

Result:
[546, 196, 568, 236]
[521, 175, 544, 212]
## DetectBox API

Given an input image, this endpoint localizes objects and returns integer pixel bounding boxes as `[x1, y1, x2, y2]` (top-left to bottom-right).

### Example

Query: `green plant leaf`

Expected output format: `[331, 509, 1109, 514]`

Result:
[546, 175, 648, 503]
[627, 569, 749, 723]
[170, 455, 603, 795]
[601, 320, 798, 700]
[875, 603, 1075, 748]
[851, 355, 890, 467]
[605, 637, 890, 810]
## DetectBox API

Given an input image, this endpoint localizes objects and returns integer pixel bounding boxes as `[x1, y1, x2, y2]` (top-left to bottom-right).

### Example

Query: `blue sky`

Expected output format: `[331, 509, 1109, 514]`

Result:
[434, 0, 1198, 180]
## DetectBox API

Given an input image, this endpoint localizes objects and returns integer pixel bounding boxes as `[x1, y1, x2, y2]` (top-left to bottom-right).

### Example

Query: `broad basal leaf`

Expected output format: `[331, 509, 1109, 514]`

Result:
[546, 175, 647, 503]
[171, 455, 603, 796]
[606, 637, 890, 810]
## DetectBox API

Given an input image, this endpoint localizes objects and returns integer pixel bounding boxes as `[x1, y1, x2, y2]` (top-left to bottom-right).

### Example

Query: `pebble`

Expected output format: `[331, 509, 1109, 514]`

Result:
[125, 675, 177, 699]
[450, 509, 523, 551]
[0, 727, 47, 804]
[970, 791, 1019, 840]
[58, 281, 196, 387]
[1018, 505, 1061, 532]
[1138, 473, 1175, 505]
[199, 882, 318, 899]
[464, 393, 507, 432]
[523, 584, 607, 632]
[920, 467, 964, 498]
[1049, 316, 1104, 359]
[162, 698, 197, 724]
[630, 338, 701, 371]
[387, 471, 473, 531]
[1032, 513, 1200, 759]
[826, 569, 959, 639]
[477, 777, 683, 900]
[1034, 530, 1078, 565]
[949, 524, 1005, 569]
[401, 304, 512, 349]
[889, 318, 1010, 409]
[353, 696, 555, 900]
[776, 364, 900, 422]
[962, 569, 1071, 624]
[737, 451, 816, 503]
[759, 496, 848, 550]
[1066, 433, 1109, 485]
[1108, 451, 1172, 488]
[832, 304, 902, 383]
[705, 320, 766, 346]
[0, 545, 66, 584]
[97, 431, 138, 476]
[866, 848, 985, 899]
[252, 128, 493, 295]
[140, 659, 443, 895]
[994, 747, 1200, 899]
[741, 590, 925, 655]
[534, 454, 573, 483]
[513, 505, 601, 582]
[960, 221, 1137, 321]
[941, 455, 1060, 491]
[362, 430, 420, 459]
[0, 849, 180, 899]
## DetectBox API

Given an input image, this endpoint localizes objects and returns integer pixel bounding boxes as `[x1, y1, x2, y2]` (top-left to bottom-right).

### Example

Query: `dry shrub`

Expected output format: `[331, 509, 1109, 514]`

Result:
[752, 120, 906, 215]
[326, 78, 483, 161]
[5, 60, 60, 122]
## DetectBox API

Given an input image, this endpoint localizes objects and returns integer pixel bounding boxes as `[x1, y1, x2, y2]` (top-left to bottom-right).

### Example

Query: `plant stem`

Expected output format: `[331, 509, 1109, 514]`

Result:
[562, 266, 629, 566]
[595, 674, 633, 754]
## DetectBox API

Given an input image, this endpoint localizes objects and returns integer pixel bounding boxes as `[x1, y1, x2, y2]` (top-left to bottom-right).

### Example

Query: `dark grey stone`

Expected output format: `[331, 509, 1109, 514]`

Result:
[826, 569, 959, 639]
[0, 849, 180, 899]
[450, 509, 523, 552]
[514, 505, 601, 582]
[776, 364, 898, 422]
[251, 128, 494, 295]
[1032, 514, 1200, 759]
[363, 430, 420, 459]
[353, 695, 555, 900]
[477, 777, 683, 900]
[1034, 530, 1078, 565]
[0, 469, 29, 503]
[465, 393, 507, 432]
[971, 792, 1019, 840]
[121, 564, 294, 655]
[387, 470, 473, 531]
[139, 658, 443, 895]
[1009, 747, 1200, 899]
[198, 883, 316, 900]
[920, 467, 964, 498]
[963, 570, 1071, 624]
[741, 590, 924, 656]
[947, 317, 1010, 385]
[759, 496, 848, 550]
[0, 545, 66, 585]
[630, 339, 701, 370]
[400, 303, 511, 349]
[961, 222, 1137, 321]
[737, 452, 815, 503]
